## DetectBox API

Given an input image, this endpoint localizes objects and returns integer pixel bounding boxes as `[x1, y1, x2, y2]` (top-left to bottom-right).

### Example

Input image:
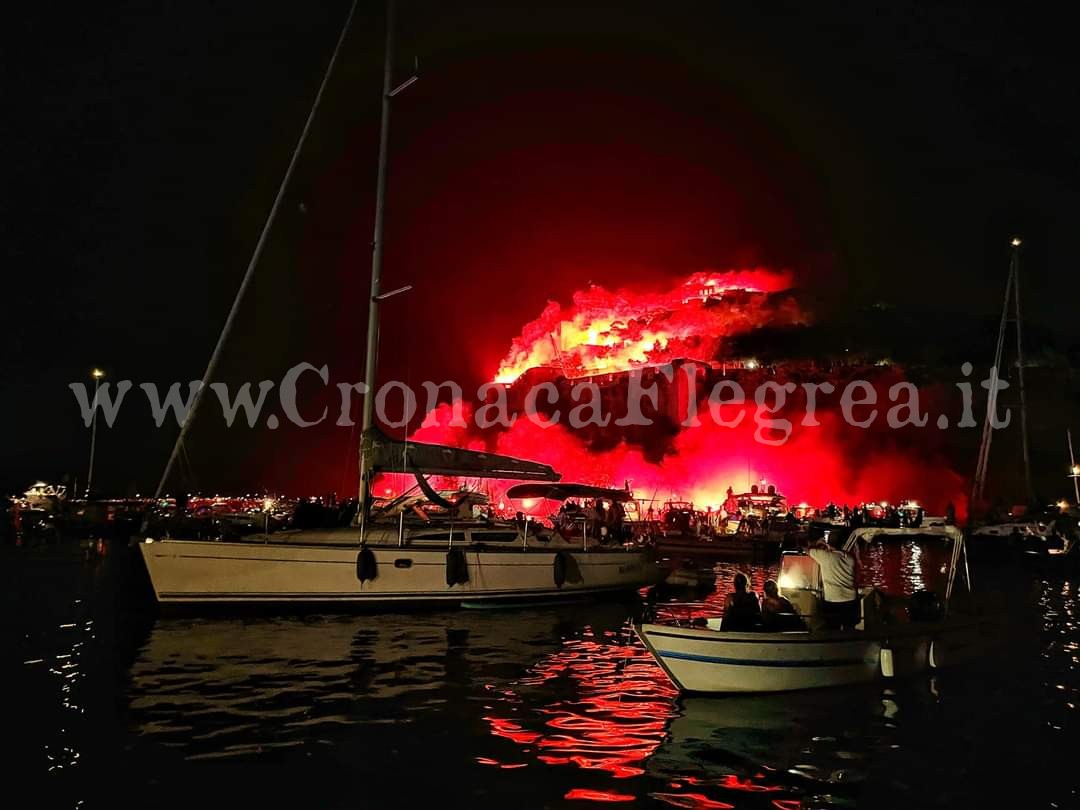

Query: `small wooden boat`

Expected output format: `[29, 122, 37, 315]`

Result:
[637, 526, 992, 693]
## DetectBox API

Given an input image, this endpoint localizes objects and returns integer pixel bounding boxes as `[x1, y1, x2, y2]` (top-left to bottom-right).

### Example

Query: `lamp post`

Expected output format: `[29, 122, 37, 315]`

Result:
[263, 497, 275, 540]
[86, 368, 105, 498]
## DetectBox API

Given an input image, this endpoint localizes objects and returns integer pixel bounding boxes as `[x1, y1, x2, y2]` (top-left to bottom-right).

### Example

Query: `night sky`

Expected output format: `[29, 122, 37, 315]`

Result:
[4, 0, 1078, 496]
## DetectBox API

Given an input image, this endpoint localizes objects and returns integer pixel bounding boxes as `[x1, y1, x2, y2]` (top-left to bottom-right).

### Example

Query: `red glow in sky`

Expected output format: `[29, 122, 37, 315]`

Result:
[408, 268, 967, 515]
[494, 269, 800, 382]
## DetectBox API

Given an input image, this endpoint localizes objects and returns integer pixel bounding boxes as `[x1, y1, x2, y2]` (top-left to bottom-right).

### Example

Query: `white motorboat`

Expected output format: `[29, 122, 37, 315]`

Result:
[636, 525, 994, 693]
[971, 519, 1053, 540]
[140, 430, 663, 607]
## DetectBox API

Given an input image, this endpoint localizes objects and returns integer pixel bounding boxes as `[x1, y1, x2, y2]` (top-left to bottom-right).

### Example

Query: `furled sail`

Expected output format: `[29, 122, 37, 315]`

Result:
[361, 427, 560, 481]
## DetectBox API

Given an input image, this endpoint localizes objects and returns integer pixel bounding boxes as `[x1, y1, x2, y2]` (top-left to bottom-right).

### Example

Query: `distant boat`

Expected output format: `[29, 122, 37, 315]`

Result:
[966, 239, 1078, 564]
[645, 486, 789, 560]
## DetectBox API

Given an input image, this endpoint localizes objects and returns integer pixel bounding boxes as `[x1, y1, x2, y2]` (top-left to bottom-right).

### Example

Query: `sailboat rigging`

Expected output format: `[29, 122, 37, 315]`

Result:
[137, 0, 664, 607]
[971, 237, 1034, 508]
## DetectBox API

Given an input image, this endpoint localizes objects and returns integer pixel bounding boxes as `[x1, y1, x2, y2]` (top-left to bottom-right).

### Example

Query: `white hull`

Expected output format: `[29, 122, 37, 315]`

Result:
[139, 536, 660, 607]
[636, 619, 988, 693]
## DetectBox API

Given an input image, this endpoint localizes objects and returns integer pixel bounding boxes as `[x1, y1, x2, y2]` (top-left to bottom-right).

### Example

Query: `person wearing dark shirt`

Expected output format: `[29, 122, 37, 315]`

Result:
[721, 573, 761, 631]
[761, 579, 803, 631]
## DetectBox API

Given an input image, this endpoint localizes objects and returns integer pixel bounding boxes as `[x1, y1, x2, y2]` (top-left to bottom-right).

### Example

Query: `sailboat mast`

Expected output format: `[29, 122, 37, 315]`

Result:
[971, 239, 1018, 506]
[1011, 238, 1034, 504]
[1068, 429, 1080, 505]
[358, 0, 397, 523]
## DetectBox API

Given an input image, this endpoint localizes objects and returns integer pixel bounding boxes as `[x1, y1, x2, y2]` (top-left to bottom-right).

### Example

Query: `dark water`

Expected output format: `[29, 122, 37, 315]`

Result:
[5, 543, 1078, 809]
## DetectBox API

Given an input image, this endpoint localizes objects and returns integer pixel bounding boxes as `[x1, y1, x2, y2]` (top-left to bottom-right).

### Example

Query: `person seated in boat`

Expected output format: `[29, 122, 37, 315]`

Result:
[556, 500, 581, 535]
[761, 579, 804, 630]
[582, 499, 603, 541]
[721, 573, 762, 631]
[809, 539, 858, 629]
[598, 500, 622, 544]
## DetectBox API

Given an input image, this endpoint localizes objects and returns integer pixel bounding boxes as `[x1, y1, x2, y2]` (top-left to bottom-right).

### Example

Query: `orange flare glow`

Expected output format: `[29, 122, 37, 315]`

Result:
[494, 269, 800, 383]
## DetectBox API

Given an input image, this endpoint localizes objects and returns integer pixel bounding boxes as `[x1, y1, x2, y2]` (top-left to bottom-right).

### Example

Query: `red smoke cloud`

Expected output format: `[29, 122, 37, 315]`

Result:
[405, 270, 967, 517]
[494, 270, 800, 382]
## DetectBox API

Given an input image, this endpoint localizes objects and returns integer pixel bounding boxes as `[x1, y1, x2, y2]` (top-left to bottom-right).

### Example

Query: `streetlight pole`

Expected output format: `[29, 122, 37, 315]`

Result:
[86, 368, 105, 498]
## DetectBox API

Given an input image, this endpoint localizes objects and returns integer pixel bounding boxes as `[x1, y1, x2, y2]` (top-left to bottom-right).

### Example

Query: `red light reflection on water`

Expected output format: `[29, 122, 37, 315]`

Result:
[485, 717, 542, 745]
[482, 614, 808, 807]
[484, 624, 678, 780]
[649, 792, 735, 809]
[564, 788, 637, 802]
[858, 539, 952, 597]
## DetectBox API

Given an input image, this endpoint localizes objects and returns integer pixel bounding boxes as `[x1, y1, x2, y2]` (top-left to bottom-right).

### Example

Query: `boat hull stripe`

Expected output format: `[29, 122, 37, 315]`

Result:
[657, 650, 870, 668]
[644, 629, 865, 646]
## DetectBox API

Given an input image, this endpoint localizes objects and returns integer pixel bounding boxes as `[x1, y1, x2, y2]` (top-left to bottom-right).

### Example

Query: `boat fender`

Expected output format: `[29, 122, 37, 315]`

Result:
[553, 551, 582, 587]
[446, 547, 469, 586]
[554, 550, 569, 587]
[880, 647, 895, 678]
[356, 547, 378, 583]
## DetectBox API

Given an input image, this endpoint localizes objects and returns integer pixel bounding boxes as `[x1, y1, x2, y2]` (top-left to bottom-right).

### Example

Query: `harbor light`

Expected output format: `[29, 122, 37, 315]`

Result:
[91, 368, 105, 379]
[263, 497, 275, 512]
[1011, 237, 1022, 247]
[745, 358, 759, 370]
[1058, 500, 1070, 511]
[1070, 465, 1080, 477]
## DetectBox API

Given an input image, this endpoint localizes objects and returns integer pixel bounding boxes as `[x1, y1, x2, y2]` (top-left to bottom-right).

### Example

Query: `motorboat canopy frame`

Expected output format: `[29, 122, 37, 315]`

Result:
[842, 524, 971, 604]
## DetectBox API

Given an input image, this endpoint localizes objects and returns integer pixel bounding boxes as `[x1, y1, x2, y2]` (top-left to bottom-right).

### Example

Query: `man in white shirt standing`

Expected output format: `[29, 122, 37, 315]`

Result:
[809, 539, 858, 629]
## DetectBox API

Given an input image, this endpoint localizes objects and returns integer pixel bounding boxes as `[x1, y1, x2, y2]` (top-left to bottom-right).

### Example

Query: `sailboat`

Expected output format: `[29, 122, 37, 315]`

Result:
[137, 1, 664, 607]
[968, 238, 1077, 561]
[140, 429, 663, 606]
